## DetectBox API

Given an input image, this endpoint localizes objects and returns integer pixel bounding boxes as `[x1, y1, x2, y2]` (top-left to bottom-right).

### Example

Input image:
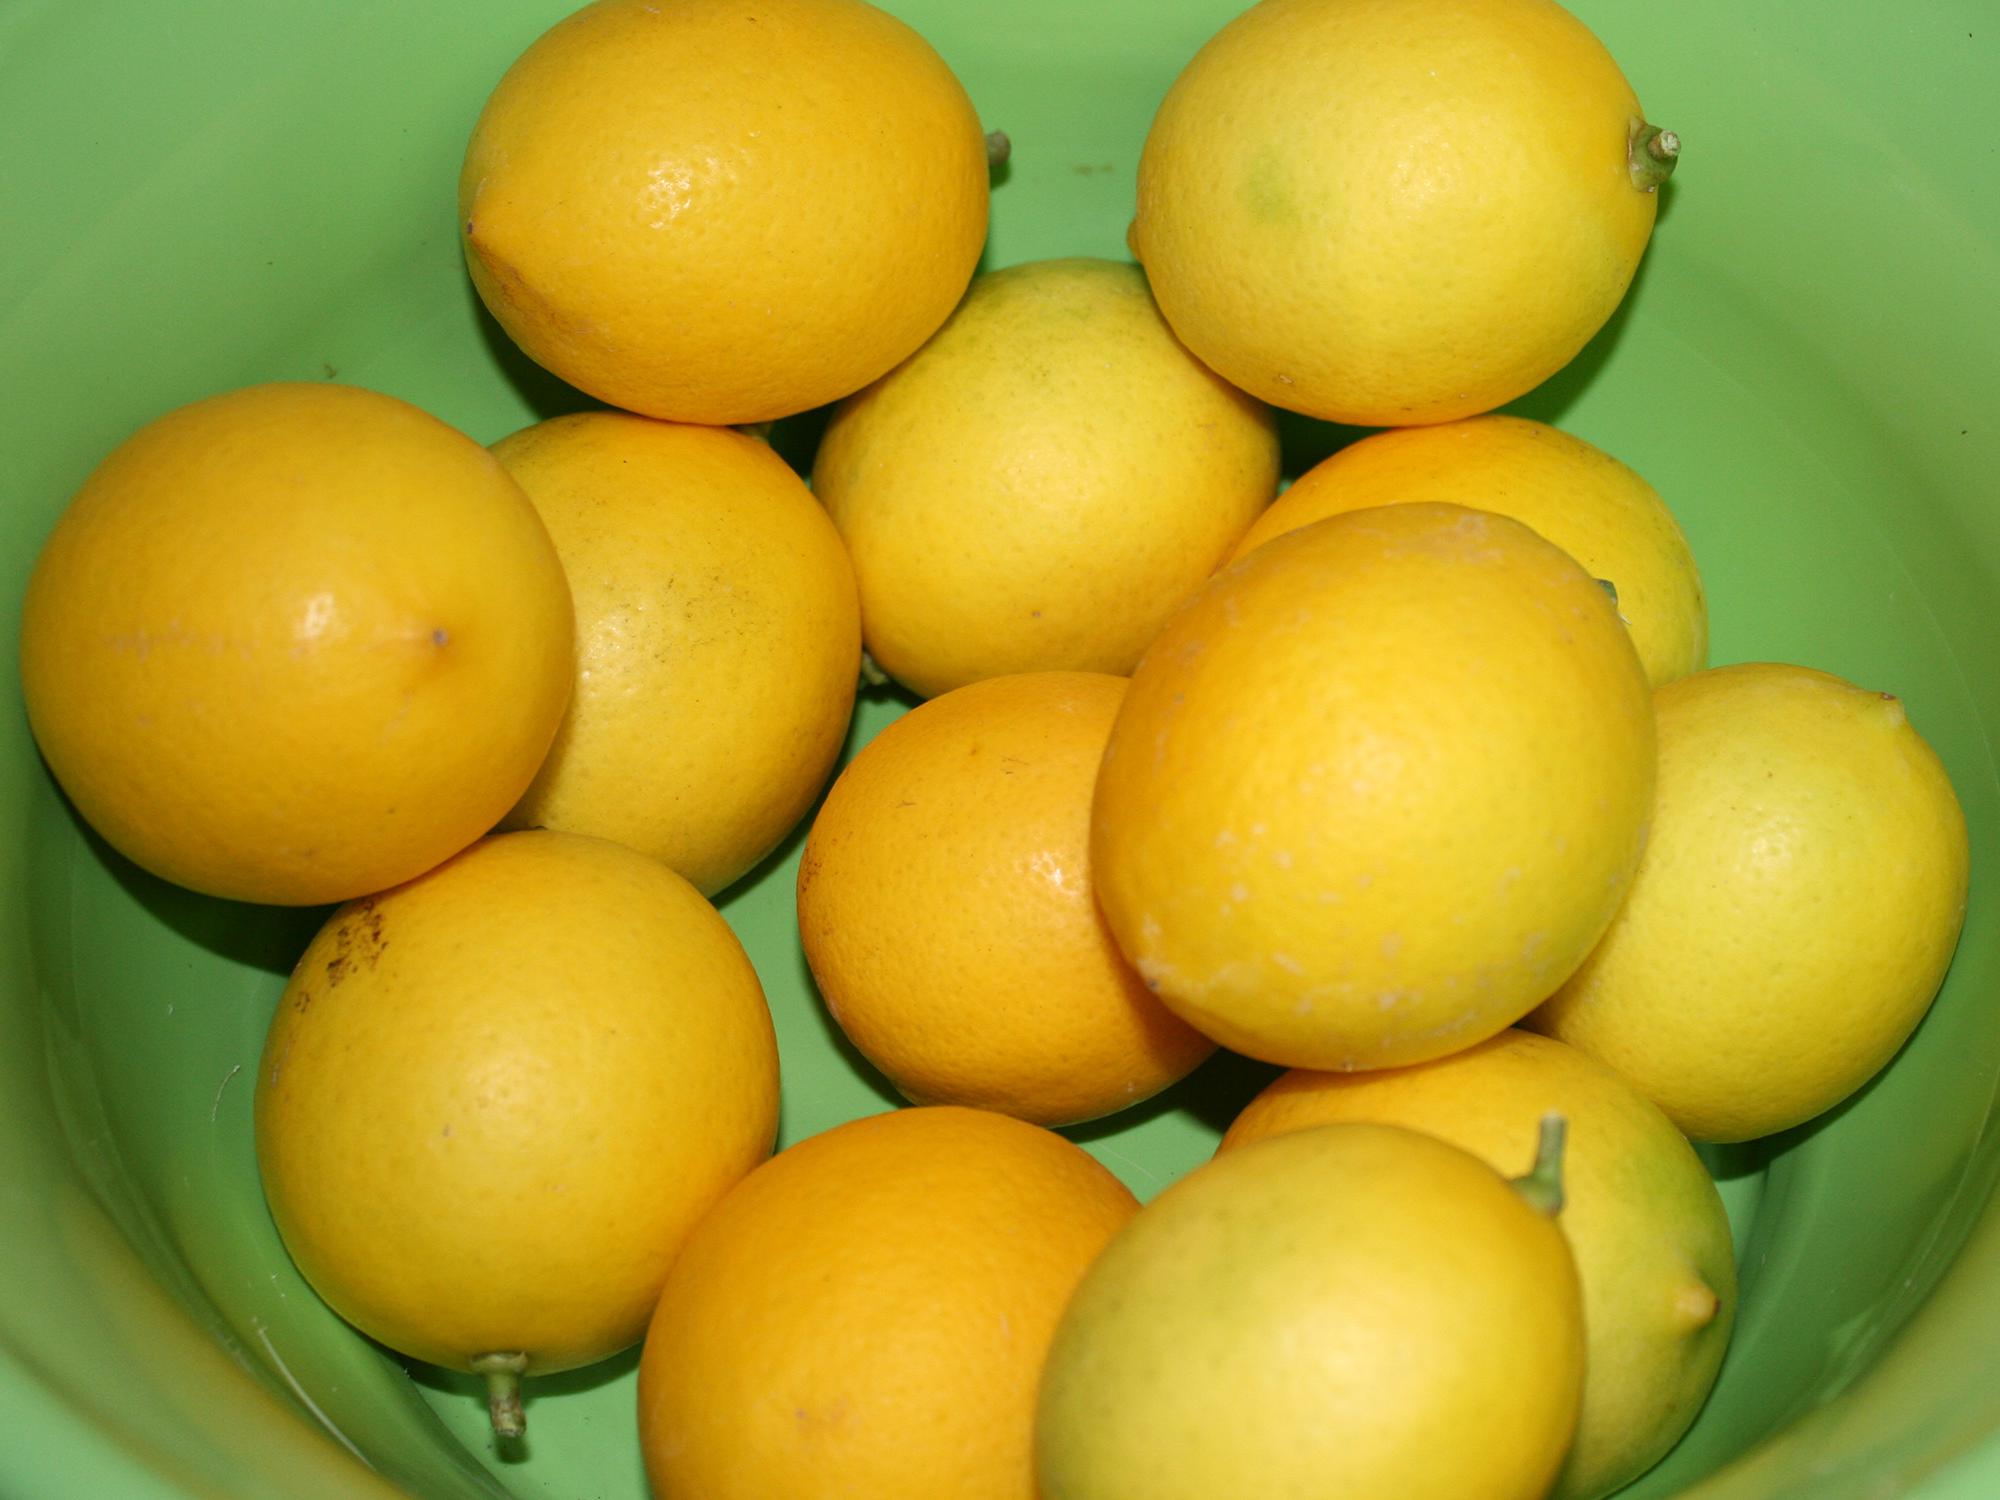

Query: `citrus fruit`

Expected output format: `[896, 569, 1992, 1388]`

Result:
[1220, 1029, 1736, 1500]
[1091, 501, 1655, 1071]
[1130, 0, 1676, 425]
[254, 829, 779, 1434]
[459, 0, 991, 425]
[492, 412, 859, 896]
[636, 1104, 1138, 1500]
[811, 256, 1280, 698]
[1529, 662, 1970, 1142]
[19, 382, 572, 907]
[1231, 415, 1707, 686]
[1036, 1120, 1584, 1500]
[796, 671, 1215, 1126]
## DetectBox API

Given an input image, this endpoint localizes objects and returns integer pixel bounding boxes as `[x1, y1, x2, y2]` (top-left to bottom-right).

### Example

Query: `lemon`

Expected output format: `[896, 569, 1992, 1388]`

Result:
[1232, 415, 1707, 687]
[811, 256, 1279, 699]
[796, 671, 1214, 1126]
[460, 0, 990, 425]
[1530, 662, 1970, 1142]
[1036, 1119, 1584, 1500]
[254, 829, 779, 1434]
[19, 382, 572, 906]
[638, 1105, 1137, 1500]
[492, 412, 859, 896]
[1091, 501, 1655, 1071]
[1132, 0, 1675, 425]
[1221, 1029, 1736, 1500]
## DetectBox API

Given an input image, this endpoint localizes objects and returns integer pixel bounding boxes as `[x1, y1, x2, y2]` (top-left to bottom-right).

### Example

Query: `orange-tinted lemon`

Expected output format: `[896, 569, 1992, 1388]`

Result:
[19, 382, 572, 906]
[637, 1105, 1138, 1500]
[797, 671, 1215, 1126]
[461, 0, 991, 424]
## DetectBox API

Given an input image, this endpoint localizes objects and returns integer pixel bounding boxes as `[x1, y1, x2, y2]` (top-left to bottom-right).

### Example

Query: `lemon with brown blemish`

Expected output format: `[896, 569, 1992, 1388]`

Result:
[254, 829, 779, 1437]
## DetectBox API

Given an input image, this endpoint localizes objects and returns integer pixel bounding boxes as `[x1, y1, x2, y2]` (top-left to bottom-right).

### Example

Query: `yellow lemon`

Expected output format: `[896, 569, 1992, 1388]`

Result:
[796, 671, 1215, 1126]
[1036, 1120, 1584, 1500]
[254, 830, 779, 1436]
[1220, 1029, 1736, 1500]
[19, 382, 572, 907]
[460, 0, 990, 425]
[638, 1105, 1138, 1500]
[811, 256, 1280, 698]
[1091, 501, 1655, 1071]
[1132, 0, 1675, 425]
[492, 412, 859, 896]
[1529, 662, 1970, 1142]
[1232, 415, 1707, 686]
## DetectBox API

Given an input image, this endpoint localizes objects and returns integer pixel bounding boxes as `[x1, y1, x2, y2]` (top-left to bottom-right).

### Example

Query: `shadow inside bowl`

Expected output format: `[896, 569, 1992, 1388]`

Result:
[1063, 1042, 1284, 1147]
[465, 281, 605, 427]
[65, 798, 331, 979]
[784, 939, 905, 1119]
[1503, 244, 1658, 429]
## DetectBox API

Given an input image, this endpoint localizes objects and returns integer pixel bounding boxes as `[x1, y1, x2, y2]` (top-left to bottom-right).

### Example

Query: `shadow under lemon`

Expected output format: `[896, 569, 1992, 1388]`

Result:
[60, 793, 332, 978]
[1264, 233, 1666, 487]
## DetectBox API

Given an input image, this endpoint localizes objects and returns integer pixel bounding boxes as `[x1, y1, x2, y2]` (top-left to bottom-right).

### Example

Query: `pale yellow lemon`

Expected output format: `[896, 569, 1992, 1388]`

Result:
[1091, 501, 1655, 1071]
[811, 256, 1280, 699]
[19, 382, 572, 906]
[460, 0, 990, 425]
[796, 671, 1215, 1127]
[254, 830, 779, 1405]
[638, 1105, 1138, 1500]
[1220, 1029, 1736, 1500]
[1132, 0, 1672, 425]
[1232, 415, 1707, 686]
[1036, 1121, 1584, 1500]
[492, 412, 859, 896]
[1530, 662, 1970, 1142]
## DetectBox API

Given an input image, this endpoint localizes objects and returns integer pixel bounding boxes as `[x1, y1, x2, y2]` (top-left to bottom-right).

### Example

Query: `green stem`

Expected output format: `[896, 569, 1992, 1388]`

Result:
[1629, 121, 1680, 191]
[1511, 1113, 1568, 1218]
[986, 130, 1012, 170]
[472, 1352, 528, 1440]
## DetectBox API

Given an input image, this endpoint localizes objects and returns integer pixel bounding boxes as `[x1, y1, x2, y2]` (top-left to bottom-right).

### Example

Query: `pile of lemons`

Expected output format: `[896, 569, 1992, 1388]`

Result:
[16, 1, 1970, 1498]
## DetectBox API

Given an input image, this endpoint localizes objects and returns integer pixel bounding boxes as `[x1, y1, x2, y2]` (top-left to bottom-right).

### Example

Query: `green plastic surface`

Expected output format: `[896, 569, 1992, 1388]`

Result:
[2, 1, 1997, 1496]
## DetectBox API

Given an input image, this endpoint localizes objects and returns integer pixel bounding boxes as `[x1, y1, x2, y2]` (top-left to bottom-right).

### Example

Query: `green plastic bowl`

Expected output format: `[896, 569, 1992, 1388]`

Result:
[4, 1, 1997, 1496]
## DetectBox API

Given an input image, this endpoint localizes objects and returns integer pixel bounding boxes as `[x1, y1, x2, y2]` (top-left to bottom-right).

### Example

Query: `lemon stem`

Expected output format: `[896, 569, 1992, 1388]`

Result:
[1629, 122, 1680, 191]
[986, 130, 1012, 170]
[1511, 1113, 1568, 1218]
[858, 650, 892, 689]
[472, 1351, 529, 1440]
